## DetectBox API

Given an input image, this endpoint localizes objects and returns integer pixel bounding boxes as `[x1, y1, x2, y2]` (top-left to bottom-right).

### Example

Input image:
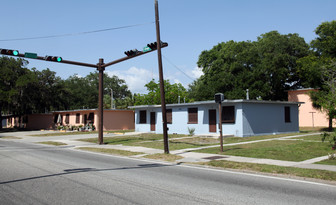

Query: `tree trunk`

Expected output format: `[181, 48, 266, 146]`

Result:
[0, 106, 2, 130]
[328, 116, 333, 132]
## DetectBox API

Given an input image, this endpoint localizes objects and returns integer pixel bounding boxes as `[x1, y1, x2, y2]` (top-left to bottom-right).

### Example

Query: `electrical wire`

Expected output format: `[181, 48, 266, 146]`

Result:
[162, 55, 196, 81]
[0, 22, 154, 42]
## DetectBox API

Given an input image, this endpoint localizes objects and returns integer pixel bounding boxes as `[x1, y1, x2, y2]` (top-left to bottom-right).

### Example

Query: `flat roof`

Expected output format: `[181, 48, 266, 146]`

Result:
[52, 109, 132, 113]
[128, 99, 304, 109]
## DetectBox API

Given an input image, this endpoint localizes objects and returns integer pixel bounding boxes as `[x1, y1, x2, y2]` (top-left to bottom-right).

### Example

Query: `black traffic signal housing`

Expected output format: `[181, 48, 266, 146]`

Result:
[44, 56, 62, 62]
[0, 49, 19, 56]
[124, 49, 140, 57]
[147, 41, 168, 50]
[215, 93, 224, 103]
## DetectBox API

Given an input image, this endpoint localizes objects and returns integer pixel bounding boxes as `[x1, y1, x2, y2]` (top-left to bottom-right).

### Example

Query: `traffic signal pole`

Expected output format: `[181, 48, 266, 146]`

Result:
[1, 1, 169, 147]
[1, 42, 167, 145]
[97, 58, 105, 145]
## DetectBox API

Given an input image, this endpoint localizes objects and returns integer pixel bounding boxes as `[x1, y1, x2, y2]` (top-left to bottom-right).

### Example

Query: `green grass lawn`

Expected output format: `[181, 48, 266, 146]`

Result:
[299, 127, 333, 133]
[0, 136, 22, 139]
[201, 160, 336, 181]
[30, 131, 98, 137]
[222, 133, 299, 144]
[292, 134, 322, 141]
[144, 153, 183, 162]
[316, 159, 336, 166]
[126, 137, 219, 151]
[196, 140, 331, 162]
[78, 133, 188, 146]
[77, 147, 144, 156]
[38, 141, 67, 146]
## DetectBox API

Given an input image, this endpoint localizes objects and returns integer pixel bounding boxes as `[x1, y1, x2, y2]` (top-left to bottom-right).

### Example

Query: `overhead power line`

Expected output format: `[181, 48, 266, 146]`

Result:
[162, 55, 195, 81]
[0, 22, 154, 42]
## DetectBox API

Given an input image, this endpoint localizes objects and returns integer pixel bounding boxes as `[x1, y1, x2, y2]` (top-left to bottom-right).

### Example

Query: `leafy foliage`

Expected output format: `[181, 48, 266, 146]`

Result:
[62, 72, 132, 109]
[0, 58, 132, 129]
[299, 20, 336, 131]
[0, 57, 66, 116]
[134, 79, 189, 105]
[189, 31, 309, 101]
[321, 131, 336, 151]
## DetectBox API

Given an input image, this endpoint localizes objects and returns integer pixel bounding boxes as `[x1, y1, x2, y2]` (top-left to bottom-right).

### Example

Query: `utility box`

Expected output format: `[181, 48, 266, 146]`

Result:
[214, 93, 224, 103]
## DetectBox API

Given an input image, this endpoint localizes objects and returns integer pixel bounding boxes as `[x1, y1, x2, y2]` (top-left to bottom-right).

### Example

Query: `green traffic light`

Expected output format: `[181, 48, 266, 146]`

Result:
[57, 57, 62, 62]
[13, 50, 19, 56]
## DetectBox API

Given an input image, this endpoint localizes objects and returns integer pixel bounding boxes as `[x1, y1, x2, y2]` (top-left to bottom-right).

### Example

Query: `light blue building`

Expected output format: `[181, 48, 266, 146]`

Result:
[129, 100, 302, 137]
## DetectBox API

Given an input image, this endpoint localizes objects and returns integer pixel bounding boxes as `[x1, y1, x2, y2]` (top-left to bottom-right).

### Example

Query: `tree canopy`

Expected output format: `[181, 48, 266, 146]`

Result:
[300, 20, 336, 131]
[62, 72, 132, 110]
[189, 31, 310, 101]
[0, 60, 132, 129]
[134, 79, 189, 105]
[2, 20, 336, 130]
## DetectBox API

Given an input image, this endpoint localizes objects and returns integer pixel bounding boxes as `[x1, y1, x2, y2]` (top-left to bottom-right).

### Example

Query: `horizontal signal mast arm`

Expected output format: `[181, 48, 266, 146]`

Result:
[104, 43, 168, 68]
[16, 53, 98, 68]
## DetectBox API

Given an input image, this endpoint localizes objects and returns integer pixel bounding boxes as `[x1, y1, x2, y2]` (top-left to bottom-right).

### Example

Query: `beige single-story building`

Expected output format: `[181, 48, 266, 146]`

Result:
[288, 88, 335, 127]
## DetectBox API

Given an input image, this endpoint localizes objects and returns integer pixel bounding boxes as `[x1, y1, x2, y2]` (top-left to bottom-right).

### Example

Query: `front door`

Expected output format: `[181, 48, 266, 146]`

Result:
[209, 109, 216, 132]
[150, 112, 156, 131]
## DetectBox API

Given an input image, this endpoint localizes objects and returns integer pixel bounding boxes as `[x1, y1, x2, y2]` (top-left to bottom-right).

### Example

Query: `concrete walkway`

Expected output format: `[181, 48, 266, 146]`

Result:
[1, 131, 336, 172]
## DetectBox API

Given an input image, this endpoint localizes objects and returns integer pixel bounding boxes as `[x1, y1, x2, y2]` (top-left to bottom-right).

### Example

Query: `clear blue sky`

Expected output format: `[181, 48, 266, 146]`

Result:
[1, 0, 335, 93]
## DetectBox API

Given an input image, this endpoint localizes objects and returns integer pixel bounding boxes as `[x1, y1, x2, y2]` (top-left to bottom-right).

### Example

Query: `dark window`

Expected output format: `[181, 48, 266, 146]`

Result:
[139, 110, 147, 124]
[188, 108, 198, 124]
[166, 109, 172, 124]
[76, 113, 80, 123]
[23, 116, 28, 123]
[83, 114, 87, 124]
[222, 106, 235, 123]
[88, 113, 94, 123]
[65, 114, 70, 124]
[285, 106, 291, 123]
[54, 115, 58, 123]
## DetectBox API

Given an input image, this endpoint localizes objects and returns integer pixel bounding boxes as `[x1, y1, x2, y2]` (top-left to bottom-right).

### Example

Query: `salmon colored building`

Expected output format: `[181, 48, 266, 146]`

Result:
[53, 109, 135, 131]
[288, 88, 335, 127]
[3, 114, 53, 130]
[3, 109, 134, 131]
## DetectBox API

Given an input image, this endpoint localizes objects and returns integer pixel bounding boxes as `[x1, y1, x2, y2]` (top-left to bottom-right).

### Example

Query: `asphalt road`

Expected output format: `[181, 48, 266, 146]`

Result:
[1, 140, 336, 205]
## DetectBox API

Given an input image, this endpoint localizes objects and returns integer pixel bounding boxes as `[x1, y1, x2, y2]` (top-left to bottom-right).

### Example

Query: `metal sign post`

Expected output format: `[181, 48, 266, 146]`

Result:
[215, 93, 224, 152]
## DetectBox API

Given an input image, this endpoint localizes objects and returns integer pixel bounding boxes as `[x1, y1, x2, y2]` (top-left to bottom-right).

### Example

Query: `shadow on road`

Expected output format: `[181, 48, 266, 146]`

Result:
[0, 163, 172, 185]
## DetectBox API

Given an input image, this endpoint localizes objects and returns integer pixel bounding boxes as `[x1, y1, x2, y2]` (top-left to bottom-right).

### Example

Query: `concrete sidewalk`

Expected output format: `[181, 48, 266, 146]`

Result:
[1, 131, 336, 172]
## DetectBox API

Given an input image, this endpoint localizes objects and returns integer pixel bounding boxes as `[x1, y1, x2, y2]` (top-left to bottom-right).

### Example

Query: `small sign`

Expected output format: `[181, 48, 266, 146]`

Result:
[24, 52, 38, 59]
[143, 46, 152, 52]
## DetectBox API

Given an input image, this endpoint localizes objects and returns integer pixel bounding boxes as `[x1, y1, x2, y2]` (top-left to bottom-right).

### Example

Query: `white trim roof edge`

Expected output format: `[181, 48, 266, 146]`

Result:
[128, 99, 304, 109]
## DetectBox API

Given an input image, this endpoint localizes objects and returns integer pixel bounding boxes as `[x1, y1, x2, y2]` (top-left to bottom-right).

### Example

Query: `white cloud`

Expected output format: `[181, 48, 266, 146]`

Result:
[106, 66, 203, 94]
[173, 78, 181, 84]
[190, 67, 203, 79]
[106, 67, 154, 94]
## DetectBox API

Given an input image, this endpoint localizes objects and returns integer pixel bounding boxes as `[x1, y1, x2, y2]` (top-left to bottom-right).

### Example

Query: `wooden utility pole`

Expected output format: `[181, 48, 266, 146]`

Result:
[155, 0, 169, 154]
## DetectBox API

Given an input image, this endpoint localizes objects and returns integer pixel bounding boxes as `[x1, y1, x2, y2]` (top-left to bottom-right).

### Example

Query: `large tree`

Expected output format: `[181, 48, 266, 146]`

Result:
[300, 21, 336, 131]
[29, 68, 68, 112]
[134, 79, 189, 105]
[63, 72, 132, 110]
[0, 57, 30, 128]
[189, 31, 309, 101]
[0, 57, 67, 129]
